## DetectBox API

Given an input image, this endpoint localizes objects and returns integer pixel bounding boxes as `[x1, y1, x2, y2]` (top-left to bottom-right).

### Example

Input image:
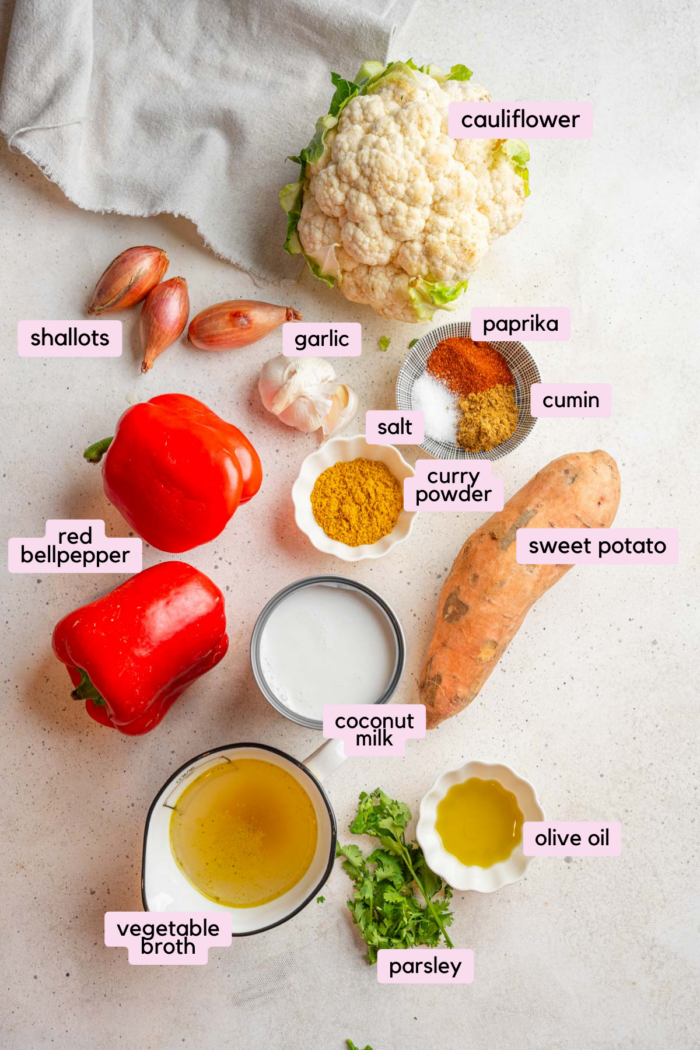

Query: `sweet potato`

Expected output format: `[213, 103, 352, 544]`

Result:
[419, 450, 621, 728]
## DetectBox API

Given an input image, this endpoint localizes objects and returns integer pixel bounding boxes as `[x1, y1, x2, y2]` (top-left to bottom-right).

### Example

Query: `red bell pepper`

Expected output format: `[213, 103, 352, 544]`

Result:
[84, 393, 262, 553]
[52, 561, 228, 735]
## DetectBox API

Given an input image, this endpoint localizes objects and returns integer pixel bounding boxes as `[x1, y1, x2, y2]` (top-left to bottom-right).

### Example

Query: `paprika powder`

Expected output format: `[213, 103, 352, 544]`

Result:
[427, 336, 513, 397]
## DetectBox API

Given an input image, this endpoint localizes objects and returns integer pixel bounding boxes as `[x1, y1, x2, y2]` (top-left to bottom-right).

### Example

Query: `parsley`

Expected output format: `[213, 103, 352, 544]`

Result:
[316, 896, 325, 904]
[336, 789, 454, 964]
[347, 1042, 373, 1050]
[408, 338, 419, 348]
[378, 336, 391, 352]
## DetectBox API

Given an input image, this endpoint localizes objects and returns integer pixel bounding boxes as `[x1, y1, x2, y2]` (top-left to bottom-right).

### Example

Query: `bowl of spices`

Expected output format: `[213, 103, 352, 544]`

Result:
[291, 434, 417, 561]
[396, 321, 540, 460]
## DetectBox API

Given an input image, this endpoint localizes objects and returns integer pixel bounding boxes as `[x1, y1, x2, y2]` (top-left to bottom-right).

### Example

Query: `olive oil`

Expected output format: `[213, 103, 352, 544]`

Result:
[435, 777, 524, 868]
[170, 758, 318, 908]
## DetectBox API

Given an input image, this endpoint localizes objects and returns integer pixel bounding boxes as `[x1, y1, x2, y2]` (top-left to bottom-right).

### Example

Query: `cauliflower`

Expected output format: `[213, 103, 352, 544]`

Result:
[281, 61, 530, 323]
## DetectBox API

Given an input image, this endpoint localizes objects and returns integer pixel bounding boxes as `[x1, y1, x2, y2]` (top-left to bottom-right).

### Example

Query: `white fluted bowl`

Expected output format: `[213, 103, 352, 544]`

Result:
[416, 760, 545, 893]
[291, 434, 417, 562]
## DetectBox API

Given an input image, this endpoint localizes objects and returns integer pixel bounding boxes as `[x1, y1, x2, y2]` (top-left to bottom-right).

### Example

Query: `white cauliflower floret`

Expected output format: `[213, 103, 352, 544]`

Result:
[340, 94, 387, 132]
[397, 209, 490, 281]
[477, 150, 527, 241]
[341, 216, 396, 266]
[380, 200, 429, 241]
[309, 164, 348, 217]
[284, 62, 529, 321]
[342, 263, 418, 323]
[454, 137, 498, 177]
[297, 196, 342, 252]
[441, 79, 492, 104]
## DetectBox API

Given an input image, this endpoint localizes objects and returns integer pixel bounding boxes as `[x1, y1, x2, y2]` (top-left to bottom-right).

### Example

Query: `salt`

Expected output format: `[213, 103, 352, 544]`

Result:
[411, 371, 459, 443]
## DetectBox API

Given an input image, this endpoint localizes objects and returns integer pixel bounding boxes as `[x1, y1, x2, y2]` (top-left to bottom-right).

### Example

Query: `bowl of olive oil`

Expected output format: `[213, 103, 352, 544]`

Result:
[416, 760, 545, 893]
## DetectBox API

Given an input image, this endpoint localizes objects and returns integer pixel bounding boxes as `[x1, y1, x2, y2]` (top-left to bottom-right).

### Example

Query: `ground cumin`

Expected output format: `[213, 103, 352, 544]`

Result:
[310, 458, 403, 547]
[457, 384, 519, 452]
[427, 336, 513, 397]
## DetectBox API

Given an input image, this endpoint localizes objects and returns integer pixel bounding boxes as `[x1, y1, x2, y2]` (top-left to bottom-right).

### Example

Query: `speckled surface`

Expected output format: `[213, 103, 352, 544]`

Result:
[1, 1, 699, 1047]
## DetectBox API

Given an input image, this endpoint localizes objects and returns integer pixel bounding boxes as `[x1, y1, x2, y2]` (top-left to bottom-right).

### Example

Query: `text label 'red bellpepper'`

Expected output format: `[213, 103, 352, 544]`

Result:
[84, 393, 263, 554]
[52, 561, 228, 735]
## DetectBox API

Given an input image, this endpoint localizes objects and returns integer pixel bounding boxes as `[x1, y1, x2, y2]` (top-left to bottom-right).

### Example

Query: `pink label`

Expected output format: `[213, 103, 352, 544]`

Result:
[365, 411, 424, 445]
[471, 307, 570, 341]
[8, 520, 142, 573]
[18, 320, 122, 357]
[282, 322, 361, 357]
[322, 704, 425, 756]
[516, 528, 678, 564]
[404, 459, 504, 512]
[377, 949, 474, 984]
[523, 822, 621, 857]
[104, 912, 232, 965]
[448, 102, 593, 139]
[530, 383, 611, 417]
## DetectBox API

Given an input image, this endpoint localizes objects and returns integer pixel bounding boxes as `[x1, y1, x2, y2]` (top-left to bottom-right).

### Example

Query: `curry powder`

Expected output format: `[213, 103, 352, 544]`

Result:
[310, 457, 403, 547]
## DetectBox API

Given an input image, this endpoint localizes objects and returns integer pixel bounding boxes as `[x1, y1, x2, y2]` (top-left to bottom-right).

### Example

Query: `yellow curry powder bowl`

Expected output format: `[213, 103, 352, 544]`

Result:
[291, 433, 418, 562]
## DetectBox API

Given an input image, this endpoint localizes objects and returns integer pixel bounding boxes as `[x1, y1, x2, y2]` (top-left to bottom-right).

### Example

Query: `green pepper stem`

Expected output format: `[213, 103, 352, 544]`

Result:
[84, 436, 114, 463]
[71, 669, 106, 707]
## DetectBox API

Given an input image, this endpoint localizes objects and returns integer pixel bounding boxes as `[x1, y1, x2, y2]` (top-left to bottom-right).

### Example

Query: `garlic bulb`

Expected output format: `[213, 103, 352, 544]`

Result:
[259, 355, 359, 437]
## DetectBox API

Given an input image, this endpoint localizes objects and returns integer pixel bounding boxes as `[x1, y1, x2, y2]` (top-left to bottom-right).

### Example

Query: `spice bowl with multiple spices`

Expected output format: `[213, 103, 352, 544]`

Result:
[396, 321, 540, 460]
[291, 434, 418, 561]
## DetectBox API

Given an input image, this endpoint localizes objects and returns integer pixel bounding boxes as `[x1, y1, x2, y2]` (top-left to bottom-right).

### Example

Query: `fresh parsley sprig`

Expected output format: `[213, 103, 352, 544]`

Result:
[336, 789, 454, 964]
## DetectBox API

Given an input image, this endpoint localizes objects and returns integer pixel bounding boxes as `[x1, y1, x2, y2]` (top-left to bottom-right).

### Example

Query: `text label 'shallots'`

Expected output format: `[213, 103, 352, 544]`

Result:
[18, 320, 122, 357]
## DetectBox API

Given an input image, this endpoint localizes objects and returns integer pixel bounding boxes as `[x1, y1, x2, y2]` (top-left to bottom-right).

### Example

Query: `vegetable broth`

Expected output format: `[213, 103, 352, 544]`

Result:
[170, 759, 318, 908]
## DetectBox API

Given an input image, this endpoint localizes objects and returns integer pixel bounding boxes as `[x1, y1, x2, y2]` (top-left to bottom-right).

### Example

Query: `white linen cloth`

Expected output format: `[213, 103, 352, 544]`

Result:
[0, 0, 415, 282]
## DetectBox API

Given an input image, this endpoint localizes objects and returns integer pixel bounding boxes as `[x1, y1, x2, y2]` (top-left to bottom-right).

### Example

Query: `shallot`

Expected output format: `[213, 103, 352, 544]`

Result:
[188, 300, 302, 351]
[140, 277, 190, 373]
[88, 246, 169, 315]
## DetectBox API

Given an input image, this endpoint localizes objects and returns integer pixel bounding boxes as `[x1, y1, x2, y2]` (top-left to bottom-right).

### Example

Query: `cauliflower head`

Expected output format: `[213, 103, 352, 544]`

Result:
[281, 61, 530, 323]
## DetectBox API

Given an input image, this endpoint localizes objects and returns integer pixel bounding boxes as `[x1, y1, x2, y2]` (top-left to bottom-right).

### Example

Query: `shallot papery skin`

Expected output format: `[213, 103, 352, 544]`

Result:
[140, 277, 190, 373]
[188, 300, 302, 350]
[88, 246, 169, 315]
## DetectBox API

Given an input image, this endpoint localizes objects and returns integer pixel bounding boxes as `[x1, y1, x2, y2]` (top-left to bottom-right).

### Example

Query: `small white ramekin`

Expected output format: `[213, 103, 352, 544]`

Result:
[416, 760, 545, 893]
[290, 433, 418, 562]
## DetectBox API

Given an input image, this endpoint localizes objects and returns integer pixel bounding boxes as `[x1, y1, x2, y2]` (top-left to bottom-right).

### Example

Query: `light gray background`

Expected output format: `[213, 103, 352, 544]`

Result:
[1, 1, 698, 1048]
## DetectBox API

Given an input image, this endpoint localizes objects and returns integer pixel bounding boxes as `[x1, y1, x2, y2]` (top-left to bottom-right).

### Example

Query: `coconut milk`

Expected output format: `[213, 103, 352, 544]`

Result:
[258, 583, 397, 721]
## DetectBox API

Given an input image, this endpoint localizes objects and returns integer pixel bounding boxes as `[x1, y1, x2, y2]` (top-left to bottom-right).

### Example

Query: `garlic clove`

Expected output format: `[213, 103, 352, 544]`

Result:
[321, 384, 359, 438]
